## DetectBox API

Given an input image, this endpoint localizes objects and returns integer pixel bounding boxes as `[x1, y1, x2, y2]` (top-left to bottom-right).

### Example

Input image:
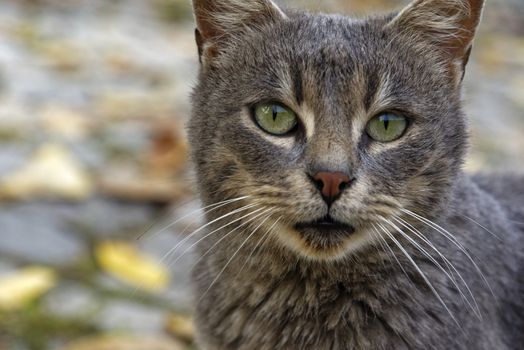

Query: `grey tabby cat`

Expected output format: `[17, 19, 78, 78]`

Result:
[187, 0, 524, 349]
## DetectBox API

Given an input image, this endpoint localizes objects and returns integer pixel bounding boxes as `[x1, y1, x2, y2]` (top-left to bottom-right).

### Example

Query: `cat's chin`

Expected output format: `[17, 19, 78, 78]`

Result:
[278, 221, 372, 261]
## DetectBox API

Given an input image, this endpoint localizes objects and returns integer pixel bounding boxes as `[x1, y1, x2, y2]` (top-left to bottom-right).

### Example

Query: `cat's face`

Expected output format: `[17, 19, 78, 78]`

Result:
[189, 0, 482, 260]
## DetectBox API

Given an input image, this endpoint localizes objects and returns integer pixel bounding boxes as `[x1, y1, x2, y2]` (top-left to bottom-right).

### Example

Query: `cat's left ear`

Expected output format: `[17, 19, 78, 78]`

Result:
[387, 0, 484, 85]
[192, 0, 287, 66]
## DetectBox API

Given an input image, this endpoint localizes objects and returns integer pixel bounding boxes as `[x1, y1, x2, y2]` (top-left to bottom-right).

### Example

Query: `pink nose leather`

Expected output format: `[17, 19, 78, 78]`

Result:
[313, 172, 351, 202]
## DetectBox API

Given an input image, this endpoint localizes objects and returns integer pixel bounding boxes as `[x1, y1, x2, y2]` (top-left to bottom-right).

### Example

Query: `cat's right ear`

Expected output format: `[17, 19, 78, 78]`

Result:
[192, 0, 287, 66]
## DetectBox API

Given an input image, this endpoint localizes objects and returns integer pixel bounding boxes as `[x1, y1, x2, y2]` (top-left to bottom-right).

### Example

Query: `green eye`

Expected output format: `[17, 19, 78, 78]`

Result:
[366, 113, 408, 142]
[254, 103, 298, 135]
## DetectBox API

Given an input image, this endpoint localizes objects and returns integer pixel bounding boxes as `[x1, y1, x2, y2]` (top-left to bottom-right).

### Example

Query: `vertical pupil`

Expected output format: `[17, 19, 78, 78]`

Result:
[383, 116, 390, 130]
[272, 105, 278, 121]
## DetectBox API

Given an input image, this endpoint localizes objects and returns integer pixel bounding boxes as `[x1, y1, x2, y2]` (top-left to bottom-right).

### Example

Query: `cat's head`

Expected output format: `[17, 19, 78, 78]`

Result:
[189, 0, 483, 261]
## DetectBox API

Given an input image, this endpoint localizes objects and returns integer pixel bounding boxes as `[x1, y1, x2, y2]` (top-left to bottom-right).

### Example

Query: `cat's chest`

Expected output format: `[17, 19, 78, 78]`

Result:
[196, 262, 438, 350]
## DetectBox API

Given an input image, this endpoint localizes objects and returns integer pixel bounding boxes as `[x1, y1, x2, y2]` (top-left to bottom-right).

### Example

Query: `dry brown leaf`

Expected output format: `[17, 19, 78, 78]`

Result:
[145, 124, 188, 178]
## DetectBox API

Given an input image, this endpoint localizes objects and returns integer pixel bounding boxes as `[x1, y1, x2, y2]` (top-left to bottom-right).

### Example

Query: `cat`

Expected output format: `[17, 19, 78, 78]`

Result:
[187, 0, 524, 349]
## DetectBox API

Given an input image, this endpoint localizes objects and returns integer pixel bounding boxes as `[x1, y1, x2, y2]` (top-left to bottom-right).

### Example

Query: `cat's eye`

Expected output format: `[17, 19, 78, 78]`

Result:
[366, 113, 408, 142]
[253, 103, 298, 136]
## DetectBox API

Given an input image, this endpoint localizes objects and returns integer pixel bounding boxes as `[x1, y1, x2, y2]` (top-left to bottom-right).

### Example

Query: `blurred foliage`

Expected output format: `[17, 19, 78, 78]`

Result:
[154, 0, 193, 23]
[1, 305, 98, 350]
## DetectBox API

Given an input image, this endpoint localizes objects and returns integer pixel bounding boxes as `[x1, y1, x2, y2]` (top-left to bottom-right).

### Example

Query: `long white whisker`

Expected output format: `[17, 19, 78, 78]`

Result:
[377, 222, 462, 329]
[401, 209, 495, 299]
[171, 194, 257, 238]
[393, 216, 456, 277]
[459, 214, 502, 241]
[371, 224, 414, 285]
[238, 216, 282, 275]
[147, 196, 251, 240]
[175, 208, 273, 267]
[369, 227, 391, 270]
[387, 217, 481, 319]
[161, 202, 260, 262]
[393, 217, 481, 311]
[393, 217, 481, 308]
[198, 209, 273, 303]
[509, 220, 524, 226]
[137, 198, 200, 240]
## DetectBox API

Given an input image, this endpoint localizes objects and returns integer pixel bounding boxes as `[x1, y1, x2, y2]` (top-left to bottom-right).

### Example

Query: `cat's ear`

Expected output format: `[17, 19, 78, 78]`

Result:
[192, 0, 286, 65]
[387, 0, 484, 84]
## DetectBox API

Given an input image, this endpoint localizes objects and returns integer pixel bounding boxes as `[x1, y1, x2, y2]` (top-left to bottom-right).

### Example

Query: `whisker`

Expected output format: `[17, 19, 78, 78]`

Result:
[371, 224, 414, 286]
[386, 217, 482, 319]
[197, 209, 273, 304]
[238, 216, 282, 275]
[173, 207, 273, 267]
[401, 209, 496, 300]
[393, 217, 480, 308]
[377, 222, 462, 329]
[160, 202, 261, 262]
[369, 228, 391, 270]
[459, 214, 502, 241]
[137, 197, 199, 241]
[145, 195, 251, 240]
[509, 220, 524, 226]
[174, 199, 254, 242]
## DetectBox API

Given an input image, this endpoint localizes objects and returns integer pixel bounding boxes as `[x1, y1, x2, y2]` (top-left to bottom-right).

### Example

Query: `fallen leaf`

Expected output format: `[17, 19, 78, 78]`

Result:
[0, 266, 57, 310]
[166, 313, 194, 343]
[98, 174, 190, 203]
[0, 144, 93, 200]
[146, 123, 188, 178]
[63, 335, 184, 350]
[95, 241, 170, 292]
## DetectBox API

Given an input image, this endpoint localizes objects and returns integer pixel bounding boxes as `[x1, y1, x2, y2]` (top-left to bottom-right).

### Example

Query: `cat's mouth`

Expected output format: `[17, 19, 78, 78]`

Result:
[284, 215, 366, 260]
[294, 215, 355, 250]
[294, 215, 355, 234]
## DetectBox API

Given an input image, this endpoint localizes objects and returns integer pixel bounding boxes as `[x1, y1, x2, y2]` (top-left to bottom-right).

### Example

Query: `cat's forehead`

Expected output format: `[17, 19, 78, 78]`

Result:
[264, 14, 384, 66]
[223, 12, 417, 92]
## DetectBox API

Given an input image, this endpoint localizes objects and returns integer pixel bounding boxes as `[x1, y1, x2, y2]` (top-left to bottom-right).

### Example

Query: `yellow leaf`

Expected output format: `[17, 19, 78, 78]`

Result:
[95, 241, 169, 291]
[166, 313, 194, 343]
[63, 335, 184, 350]
[0, 143, 92, 200]
[0, 266, 57, 310]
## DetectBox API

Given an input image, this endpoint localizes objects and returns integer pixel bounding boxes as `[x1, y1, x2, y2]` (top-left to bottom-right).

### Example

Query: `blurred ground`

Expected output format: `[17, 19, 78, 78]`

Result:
[0, 0, 522, 349]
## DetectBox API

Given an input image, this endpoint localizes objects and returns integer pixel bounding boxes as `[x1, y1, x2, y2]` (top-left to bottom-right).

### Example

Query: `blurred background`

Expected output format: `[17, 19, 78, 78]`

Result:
[0, 0, 522, 349]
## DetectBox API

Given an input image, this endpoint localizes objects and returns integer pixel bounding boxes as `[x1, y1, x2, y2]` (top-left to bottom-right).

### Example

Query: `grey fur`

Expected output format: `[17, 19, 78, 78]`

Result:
[188, 0, 524, 349]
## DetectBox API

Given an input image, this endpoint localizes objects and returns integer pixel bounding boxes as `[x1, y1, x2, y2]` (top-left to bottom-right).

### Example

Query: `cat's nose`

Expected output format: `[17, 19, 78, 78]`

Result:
[312, 171, 351, 205]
